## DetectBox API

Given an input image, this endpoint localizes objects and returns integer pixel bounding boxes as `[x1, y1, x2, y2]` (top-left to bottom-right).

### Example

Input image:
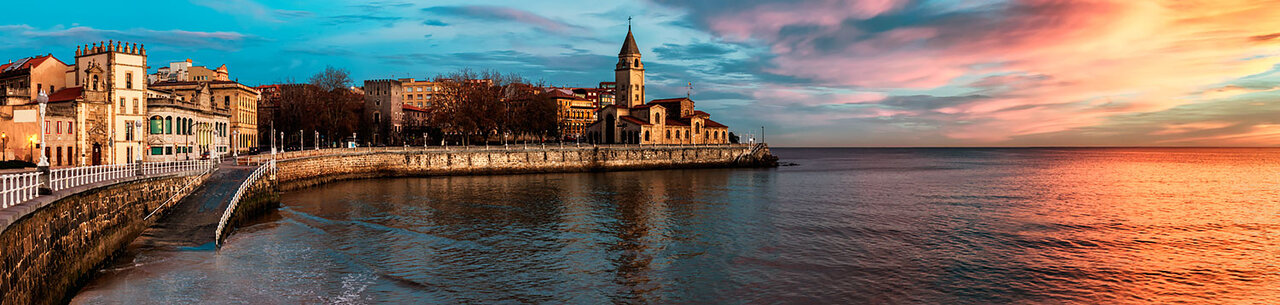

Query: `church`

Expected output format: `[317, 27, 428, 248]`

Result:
[585, 26, 730, 145]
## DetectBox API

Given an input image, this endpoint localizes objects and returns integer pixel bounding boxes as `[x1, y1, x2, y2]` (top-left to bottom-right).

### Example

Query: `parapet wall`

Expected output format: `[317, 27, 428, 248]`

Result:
[0, 173, 210, 305]
[275, 145, 775, 191]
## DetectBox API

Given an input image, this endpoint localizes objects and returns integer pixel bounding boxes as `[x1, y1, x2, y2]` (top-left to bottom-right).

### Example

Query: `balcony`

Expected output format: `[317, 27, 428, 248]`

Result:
[1, 87, 30, 98]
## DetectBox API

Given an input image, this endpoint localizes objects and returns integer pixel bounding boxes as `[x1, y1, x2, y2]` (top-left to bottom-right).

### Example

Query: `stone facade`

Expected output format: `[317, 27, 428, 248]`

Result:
[272, 145, 775, 191]
[145, 87, 232, 161]
[586, 27, 732, 145]
[0, 172, 210, 305]
[150, 80, 258, 154]
[363, 79, 404, 146]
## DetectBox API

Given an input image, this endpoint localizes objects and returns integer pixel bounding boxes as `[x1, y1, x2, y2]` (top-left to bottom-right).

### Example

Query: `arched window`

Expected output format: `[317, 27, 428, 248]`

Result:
[666, 130, 671, 139]
[633, 59, 640, 68]
[644, 131, 650, 141]
[165, 116, 173, 134]
[150, 116, 162, 134]
[374, 112, 381, 125]
[685, 130, 689, 138]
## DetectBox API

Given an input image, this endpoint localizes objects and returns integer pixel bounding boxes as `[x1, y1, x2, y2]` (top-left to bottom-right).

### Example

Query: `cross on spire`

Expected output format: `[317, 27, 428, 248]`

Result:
[628, 16, 632, 30]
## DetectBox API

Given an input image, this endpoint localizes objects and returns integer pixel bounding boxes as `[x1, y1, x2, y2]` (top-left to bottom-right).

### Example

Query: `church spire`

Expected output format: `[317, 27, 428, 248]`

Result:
[620, 17, 640, 56]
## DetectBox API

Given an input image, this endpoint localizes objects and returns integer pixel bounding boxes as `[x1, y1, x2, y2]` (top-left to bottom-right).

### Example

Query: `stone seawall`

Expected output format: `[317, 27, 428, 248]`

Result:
[0, 173, 210, 305]
[275, 145, 775, 191]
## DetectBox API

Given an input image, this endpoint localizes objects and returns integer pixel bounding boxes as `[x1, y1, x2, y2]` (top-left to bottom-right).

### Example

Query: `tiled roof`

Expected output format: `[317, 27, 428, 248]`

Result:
[693, 110, 710, 116]
[620, 116, 651, 125]
[665, 118, 689, 126]
[47, 87, 83, 102]
[0, 55, 55, 72]
[704, 119, 728, 128]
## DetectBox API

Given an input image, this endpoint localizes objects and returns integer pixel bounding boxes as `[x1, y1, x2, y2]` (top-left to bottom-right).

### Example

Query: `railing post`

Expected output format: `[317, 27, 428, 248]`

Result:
[37, 164, 51, 195]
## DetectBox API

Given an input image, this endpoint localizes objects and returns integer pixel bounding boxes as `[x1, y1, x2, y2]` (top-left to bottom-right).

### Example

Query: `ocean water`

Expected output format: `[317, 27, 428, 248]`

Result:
[72, 148, 1280, 304]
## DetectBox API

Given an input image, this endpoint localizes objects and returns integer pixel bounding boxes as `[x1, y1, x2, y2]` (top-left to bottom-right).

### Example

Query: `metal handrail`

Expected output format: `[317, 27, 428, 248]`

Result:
[214, 158, 275, 246]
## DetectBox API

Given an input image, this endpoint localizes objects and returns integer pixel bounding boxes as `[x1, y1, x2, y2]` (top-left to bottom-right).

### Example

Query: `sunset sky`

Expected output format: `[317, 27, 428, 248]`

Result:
[5, 0, 1280, 147]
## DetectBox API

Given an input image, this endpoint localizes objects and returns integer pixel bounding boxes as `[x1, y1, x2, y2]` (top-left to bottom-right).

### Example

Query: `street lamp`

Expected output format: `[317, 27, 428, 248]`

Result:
[232, 130, 239, 157]
[36, 90, 48, 167]
[315, 131, 319, 150]
[1, 132, 7, 161]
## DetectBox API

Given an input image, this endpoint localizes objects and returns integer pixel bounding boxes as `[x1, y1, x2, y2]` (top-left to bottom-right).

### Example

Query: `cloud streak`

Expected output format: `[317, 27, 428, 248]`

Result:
[423, 5, 588, 35]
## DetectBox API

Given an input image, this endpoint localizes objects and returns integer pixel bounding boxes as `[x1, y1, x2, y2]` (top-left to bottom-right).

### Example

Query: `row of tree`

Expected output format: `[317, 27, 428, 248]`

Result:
[427, 69, 560, 145]
[260, 67, 563, 149]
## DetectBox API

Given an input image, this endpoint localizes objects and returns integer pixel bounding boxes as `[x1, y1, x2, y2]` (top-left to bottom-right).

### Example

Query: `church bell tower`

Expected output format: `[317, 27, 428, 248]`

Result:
[616, 21, 645, 108]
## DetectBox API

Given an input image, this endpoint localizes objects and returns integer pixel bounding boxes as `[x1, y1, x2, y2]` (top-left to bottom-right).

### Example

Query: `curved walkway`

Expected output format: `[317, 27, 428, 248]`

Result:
[130, 161, 254, 249]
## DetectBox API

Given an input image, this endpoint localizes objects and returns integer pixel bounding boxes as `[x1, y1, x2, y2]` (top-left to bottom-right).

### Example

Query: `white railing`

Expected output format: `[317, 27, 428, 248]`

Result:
[1, 172, 40, 209]
[49, 164, 134, 191]
[2, 157, 221, 210]
[142, 158, 218, 176]
[215, 158, 275, 246]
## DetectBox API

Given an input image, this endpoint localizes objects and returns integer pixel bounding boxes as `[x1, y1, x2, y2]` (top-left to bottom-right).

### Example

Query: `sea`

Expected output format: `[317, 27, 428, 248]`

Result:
[71, 148, 1280, 304]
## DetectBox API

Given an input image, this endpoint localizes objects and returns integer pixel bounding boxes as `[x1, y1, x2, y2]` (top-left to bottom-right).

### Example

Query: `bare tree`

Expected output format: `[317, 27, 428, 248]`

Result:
[309, 66, 353, 92]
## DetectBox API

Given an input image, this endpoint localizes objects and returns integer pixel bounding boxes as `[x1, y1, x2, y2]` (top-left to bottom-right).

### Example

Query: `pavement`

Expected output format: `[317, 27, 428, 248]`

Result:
[131, 160, 257, 249]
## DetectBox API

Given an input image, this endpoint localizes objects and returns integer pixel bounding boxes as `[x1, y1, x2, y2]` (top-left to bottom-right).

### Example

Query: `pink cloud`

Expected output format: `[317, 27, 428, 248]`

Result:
[695, 0, 1280, 144]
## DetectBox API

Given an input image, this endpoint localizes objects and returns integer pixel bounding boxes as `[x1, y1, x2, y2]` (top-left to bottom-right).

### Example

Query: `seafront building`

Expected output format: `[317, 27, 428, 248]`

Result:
[399, 78, 437, 108]
[148, 59, 229, 83]
[363, 79, 404, 146]
[545, 88, 597, 139]
[150, 78, 258, 155]
[586, 27, 730, 144]
[144, 87, 230, 161]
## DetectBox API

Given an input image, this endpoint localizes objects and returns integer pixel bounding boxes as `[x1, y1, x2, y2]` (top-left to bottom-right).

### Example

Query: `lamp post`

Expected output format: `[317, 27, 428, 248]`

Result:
[315, 131, 319, 150]
[36, 90, 48, 167]
[36, 90, 51, 194]
[1, 132, 7, 161]
[232, 130, 239, 157]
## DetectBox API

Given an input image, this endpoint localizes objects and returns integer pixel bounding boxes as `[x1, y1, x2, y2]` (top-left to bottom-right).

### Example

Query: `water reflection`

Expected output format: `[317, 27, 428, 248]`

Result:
[72, 148, 1279, 304]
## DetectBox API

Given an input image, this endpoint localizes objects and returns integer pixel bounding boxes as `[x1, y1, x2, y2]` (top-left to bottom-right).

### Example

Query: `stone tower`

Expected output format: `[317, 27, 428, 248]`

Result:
[615, 24, 645, 108]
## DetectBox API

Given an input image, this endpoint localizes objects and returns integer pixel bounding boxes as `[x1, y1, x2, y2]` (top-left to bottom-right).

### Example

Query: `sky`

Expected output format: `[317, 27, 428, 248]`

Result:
[4, 0, 1280, 147]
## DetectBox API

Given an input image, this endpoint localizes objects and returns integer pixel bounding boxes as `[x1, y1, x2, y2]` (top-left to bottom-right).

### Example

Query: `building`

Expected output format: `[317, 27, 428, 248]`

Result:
[585, 26, 730, 145]
[150, 80, 258, 154]
[363, 79, 403, 145]
[398, 78, 437, 108]
[144, 87, 230, 161]
[0, 54, 69, 106]
[47, 41, 151, 165]
[148, 59, 229, 83]
[546, 88, 597, 139]
[0, 54, 73, 163]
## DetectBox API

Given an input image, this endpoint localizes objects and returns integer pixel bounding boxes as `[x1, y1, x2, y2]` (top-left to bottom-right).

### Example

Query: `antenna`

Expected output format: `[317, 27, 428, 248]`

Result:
[687, 82, 693, 98]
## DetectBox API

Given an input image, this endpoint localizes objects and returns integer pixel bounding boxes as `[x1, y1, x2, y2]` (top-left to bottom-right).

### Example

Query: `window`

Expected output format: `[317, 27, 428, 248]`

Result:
[36, 84, 41, 94]
[634, 59, 640, 68]
[67, 121, 73, 134]
[132, 98, 139, 114]
[150, 116, 163, 134]
[165, 116, 173, 134]
[56, 121, 62, 134]
[126, 72, 133, 89]
[644, 131, 650, 141]
[151, 146, 164, 155]
[119, 98, 126, 113]
[44, 120, 49, 134]
[666, 130, 671, 139]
